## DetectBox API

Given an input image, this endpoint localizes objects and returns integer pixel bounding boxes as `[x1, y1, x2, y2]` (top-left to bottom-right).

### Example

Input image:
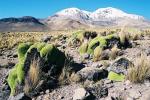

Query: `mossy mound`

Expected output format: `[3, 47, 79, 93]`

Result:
[108, 71, 125, 82]
[68, 31, 84, 46]
[69, 31, 97, 46]
[78, 34, 118, 55]
[7, 42, 66, 95]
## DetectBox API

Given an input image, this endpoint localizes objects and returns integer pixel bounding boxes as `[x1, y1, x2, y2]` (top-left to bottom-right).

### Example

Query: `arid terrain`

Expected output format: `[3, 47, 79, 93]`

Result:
[1, 27, 150, 100]
[1, 6, 150, 100]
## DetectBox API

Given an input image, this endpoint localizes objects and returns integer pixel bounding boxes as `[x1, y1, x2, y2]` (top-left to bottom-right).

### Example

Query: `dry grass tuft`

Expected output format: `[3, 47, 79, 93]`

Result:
[58, 55, 75, 85]
[93, 46, 103, 62]
[118, 32, 130, 45]
[70, 72, 82, 83]
[24, 59, 40, 93]
[130, 32, 142, 41]
[109, 45, 120, 60]
[127, 53, 150, 83]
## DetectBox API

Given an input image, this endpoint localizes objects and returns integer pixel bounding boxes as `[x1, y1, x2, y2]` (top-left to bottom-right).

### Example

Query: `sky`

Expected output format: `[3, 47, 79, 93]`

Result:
[0, 0, 150, 19]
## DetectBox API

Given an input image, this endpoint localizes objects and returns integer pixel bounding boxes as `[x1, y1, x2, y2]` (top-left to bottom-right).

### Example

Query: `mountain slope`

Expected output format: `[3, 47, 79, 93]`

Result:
[45, 7, 150, 29]
[0, 16, 48, 32]
[0, 7, 150, 32]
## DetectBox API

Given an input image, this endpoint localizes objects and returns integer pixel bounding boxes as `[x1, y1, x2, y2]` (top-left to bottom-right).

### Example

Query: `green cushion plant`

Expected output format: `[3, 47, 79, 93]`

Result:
[7, 42, 65, 95]
[108, 71, 125, 82]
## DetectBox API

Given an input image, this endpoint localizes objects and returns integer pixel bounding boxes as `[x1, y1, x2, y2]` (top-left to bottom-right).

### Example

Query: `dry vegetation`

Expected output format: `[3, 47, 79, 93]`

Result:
[24, 58, 41, 93]
[109, 45, 120, 60]
[0, 28, 150, 49]
[0, 30, 75, 49]
[127, 53, 150, 83]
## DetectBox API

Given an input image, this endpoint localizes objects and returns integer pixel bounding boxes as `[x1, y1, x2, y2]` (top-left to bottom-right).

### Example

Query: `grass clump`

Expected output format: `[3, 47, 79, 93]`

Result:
[118, 32, 130, 45]
[109, 45, 120, 60]
[78, 42, 88, 55]
[24, 59, 40, 93]
[93, 46, 103, 61]
[126, 53, 150, 83]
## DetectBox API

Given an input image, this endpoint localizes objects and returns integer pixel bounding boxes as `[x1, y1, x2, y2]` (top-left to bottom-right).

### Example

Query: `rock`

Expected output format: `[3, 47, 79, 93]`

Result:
[104, 79, 112, 84]
[128, 89, 142, 99]
[106, 36, 120, 48]
[125, 80, 131, 86]
[131, 41, 139, 48]
[141, 90, 150, 100]
[76, 67, 108, 81]
[13, 54, 18, 58]
[8, 93, 31, 100]
[107, 57, 132, 75]
[144, 80, 150, 87]
[126, 97, 134, 100]
[87, 81, 108, 99]
[73, 88, 90, 100]
[41, 35, 52, 42]
[45, 89, 50, 94]
[145, 48, 150, 56]
[107, 57, 133, 81]
[101, 50, 110, 60]
[82, 53, 90, 59]
[91, 62, 103, 68]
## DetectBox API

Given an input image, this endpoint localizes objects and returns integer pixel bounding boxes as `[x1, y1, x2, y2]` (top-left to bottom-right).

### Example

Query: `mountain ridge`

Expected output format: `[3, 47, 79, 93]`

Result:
[0, 7, 150, 32]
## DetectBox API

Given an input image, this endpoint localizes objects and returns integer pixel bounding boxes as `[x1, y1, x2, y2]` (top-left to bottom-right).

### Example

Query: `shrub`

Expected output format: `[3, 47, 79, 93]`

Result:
[126, 53, 150, 83]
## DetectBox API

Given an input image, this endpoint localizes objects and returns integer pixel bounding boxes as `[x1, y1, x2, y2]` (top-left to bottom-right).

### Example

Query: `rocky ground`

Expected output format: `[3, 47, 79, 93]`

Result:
[1, 32, 150, 100]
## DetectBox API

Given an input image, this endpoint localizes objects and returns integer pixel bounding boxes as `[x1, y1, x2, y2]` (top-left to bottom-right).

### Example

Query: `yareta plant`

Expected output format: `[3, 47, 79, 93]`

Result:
[78, 34, 119, 55]
[7, 42, 66, 95]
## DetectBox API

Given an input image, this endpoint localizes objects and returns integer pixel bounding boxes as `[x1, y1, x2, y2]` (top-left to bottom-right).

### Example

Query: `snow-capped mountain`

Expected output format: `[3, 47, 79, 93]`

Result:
[90, 7, 144, 20]
[0, 7, 150, 32]
[54, 7, 144, 21]
[44, 7, 150, 29]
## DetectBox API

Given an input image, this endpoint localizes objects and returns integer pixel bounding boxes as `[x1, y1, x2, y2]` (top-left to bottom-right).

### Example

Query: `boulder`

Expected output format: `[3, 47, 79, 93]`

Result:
[73, 88, 90, 100]
[41, 35, 52, 42]
[86, 81, 108, 99]
[128, 89, 142, 99]
[107, 57, 132, 75]
[76, 67, 108, 81]
[107, 57, 132, 81]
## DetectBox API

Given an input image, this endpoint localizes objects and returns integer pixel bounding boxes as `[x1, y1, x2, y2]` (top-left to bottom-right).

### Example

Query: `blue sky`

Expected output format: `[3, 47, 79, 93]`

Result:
[0, 0, 150, 19]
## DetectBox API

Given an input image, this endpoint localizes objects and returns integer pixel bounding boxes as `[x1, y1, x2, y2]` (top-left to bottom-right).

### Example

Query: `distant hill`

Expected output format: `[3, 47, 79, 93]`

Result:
[0, 7, 150, 32]
[0, 16, 47, 32]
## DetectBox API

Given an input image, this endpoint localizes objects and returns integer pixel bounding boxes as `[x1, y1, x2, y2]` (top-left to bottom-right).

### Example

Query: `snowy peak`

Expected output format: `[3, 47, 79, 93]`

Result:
[55, 7, 144, 20]
[92, 7, 144, 20]
[56, 8, 91, 20]
[91, 7, 127, 19]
